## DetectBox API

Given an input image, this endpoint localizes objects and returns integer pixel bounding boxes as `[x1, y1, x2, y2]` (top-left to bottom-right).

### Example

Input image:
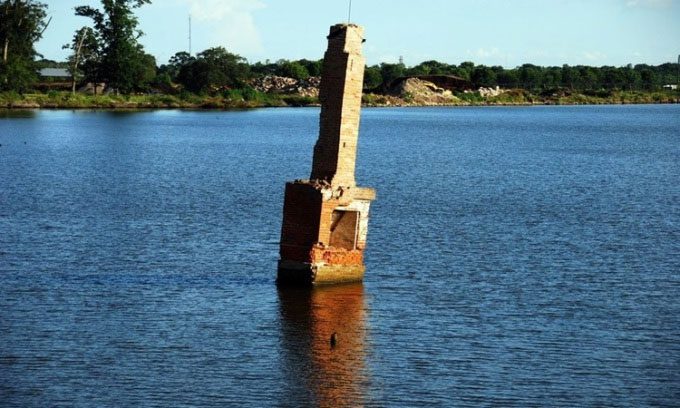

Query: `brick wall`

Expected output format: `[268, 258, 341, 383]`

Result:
[279, 182, 322, 262]
[310, 24, 366, 187]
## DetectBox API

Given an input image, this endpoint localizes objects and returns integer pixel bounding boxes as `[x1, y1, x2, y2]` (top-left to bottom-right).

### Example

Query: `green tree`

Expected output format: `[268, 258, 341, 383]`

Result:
[157, 51, 194, 82]
[379, 62, 405, 86]
[133, 51, 156, 91]
[407, 60, 450, 76]
[497, 69, 519, 88]
[63, 26, 101, 93]
[639, 68, 657, 90]
[363, 65, 382, 90]
[622, 64, 640, 90]
[75, 0, 153, 93]
[34, 58, 67, 69]
[155, 51, 191, 91]
[542, 67, 562, 89]
[471, 65, 497, 87]
[561, 64, 576, 89]
[0, 0, 49, 91]
[298, 58, 322, 77]
[250, 59, 278, 77]
[177, 47, 249, 93]
[277, 59, 309, 80]
[601, 66, 625, 90]
[655, 62, 678, 85]
[456, 61, 475, 81]
[577, 66, 599, 90]
[519, 64, 542, 90]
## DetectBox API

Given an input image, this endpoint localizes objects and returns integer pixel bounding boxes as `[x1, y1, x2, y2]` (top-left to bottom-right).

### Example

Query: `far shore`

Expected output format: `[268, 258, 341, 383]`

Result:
[1, 90, 678, 111]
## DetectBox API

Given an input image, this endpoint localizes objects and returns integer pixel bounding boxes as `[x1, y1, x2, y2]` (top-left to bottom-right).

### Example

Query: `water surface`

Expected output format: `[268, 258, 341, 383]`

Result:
[1, 105, 679, 406]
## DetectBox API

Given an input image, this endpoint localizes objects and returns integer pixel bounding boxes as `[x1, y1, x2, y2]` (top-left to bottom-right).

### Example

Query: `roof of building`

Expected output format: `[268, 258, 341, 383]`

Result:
[39, 68, 71, 78]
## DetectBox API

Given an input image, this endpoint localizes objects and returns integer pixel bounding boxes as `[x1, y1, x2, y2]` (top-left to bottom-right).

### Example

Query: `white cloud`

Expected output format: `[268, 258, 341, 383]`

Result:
[625, 0, 673, 8]
[463, 47, 516, 65]
[470, 47, 503, 59]
[184, 0, 264, 22]
[374, 54, 400, 63]
[179, 0, 265, 55]
[582, 51, 607, 61]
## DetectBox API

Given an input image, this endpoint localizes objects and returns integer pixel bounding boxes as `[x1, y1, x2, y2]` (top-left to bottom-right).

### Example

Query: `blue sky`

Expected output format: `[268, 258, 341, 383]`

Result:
[37, 0, 679, 67]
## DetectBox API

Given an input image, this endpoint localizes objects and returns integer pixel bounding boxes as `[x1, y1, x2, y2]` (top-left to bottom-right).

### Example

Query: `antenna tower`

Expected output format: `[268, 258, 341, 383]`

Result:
[189, 14, 192, 55]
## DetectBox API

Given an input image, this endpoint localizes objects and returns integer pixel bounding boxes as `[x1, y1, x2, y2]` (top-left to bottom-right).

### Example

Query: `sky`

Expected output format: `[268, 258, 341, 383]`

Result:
[36, 0, 680, 68]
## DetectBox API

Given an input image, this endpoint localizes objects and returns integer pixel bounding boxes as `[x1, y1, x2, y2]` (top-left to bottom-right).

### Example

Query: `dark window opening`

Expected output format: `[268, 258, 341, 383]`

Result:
[330, 210, 359, 250]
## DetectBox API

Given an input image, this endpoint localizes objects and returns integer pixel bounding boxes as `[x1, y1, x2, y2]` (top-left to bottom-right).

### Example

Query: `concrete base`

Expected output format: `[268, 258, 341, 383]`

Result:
[277, 260, 365, 286]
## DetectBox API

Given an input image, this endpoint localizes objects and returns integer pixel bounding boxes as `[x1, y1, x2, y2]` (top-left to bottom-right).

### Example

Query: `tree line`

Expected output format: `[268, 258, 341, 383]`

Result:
[369, 60, 679, 92]
[2, 0, 678, 96]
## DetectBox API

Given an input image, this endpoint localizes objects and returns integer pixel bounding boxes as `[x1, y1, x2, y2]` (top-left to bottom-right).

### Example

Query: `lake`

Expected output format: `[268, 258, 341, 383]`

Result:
[1, 105, 679, 407]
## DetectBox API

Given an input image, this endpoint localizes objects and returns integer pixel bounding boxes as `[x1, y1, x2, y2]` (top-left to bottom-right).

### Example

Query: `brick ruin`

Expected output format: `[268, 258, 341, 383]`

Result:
[277, 24, 375, 285]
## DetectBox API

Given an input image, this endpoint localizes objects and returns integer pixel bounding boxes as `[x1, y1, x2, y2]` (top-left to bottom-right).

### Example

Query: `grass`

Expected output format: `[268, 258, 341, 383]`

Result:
[1, 89, 677, 110]
[0, 89, 302, 109]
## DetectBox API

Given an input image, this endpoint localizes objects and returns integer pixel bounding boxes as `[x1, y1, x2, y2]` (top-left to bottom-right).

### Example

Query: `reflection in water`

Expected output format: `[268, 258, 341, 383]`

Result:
[102, 110, 152, 117]
[278, 284, 370, 407]
[0, 109, 37, 119]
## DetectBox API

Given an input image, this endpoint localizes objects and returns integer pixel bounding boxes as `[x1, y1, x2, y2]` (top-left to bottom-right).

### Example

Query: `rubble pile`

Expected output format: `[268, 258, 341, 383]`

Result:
[250, 76, 321, 97]
[477, 86, 505, 97]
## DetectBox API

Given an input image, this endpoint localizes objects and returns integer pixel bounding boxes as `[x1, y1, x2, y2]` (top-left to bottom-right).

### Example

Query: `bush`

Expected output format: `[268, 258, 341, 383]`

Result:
[363, 93, 393, 106]
[0, 91, 23, 106]
[456, 91, 484, 104]
[223, 89, 244, 101]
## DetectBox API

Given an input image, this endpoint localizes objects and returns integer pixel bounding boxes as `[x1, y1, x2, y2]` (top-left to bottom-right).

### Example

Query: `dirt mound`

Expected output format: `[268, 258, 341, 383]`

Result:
[389, 77, 460, 105]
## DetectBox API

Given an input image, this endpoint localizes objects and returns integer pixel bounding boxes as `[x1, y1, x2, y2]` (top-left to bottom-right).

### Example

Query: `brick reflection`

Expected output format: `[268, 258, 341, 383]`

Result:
[278, 283, 368, 407]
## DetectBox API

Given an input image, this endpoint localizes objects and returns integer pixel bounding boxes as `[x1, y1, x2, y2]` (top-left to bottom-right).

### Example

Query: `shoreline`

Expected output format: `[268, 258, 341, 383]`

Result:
[1, 90, 678, 111]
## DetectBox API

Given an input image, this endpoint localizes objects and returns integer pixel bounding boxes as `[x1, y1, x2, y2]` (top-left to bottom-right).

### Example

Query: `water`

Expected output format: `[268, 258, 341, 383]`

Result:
[0, 105, 678, 407]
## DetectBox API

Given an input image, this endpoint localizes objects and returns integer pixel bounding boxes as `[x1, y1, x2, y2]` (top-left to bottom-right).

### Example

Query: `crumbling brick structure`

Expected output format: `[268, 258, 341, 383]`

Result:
[278, 24, 375, 285]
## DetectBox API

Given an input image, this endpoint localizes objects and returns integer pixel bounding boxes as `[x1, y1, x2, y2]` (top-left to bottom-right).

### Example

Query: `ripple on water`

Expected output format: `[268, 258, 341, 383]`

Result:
[1, 106, 679, 407]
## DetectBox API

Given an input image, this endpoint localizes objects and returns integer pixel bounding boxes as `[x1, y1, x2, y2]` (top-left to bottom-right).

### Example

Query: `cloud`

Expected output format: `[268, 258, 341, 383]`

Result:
[184, 0, 264, 22]
[582, 51, 607, 61]
[470, 47, 504, 59]
[625, 0, 673, 8]
[464, 47, 515, 64]
[179, 0, 265, 55]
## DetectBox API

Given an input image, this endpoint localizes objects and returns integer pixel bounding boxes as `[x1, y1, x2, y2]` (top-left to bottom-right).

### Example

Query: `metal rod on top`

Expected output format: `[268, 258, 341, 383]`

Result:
[348, 0, 353, 23]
